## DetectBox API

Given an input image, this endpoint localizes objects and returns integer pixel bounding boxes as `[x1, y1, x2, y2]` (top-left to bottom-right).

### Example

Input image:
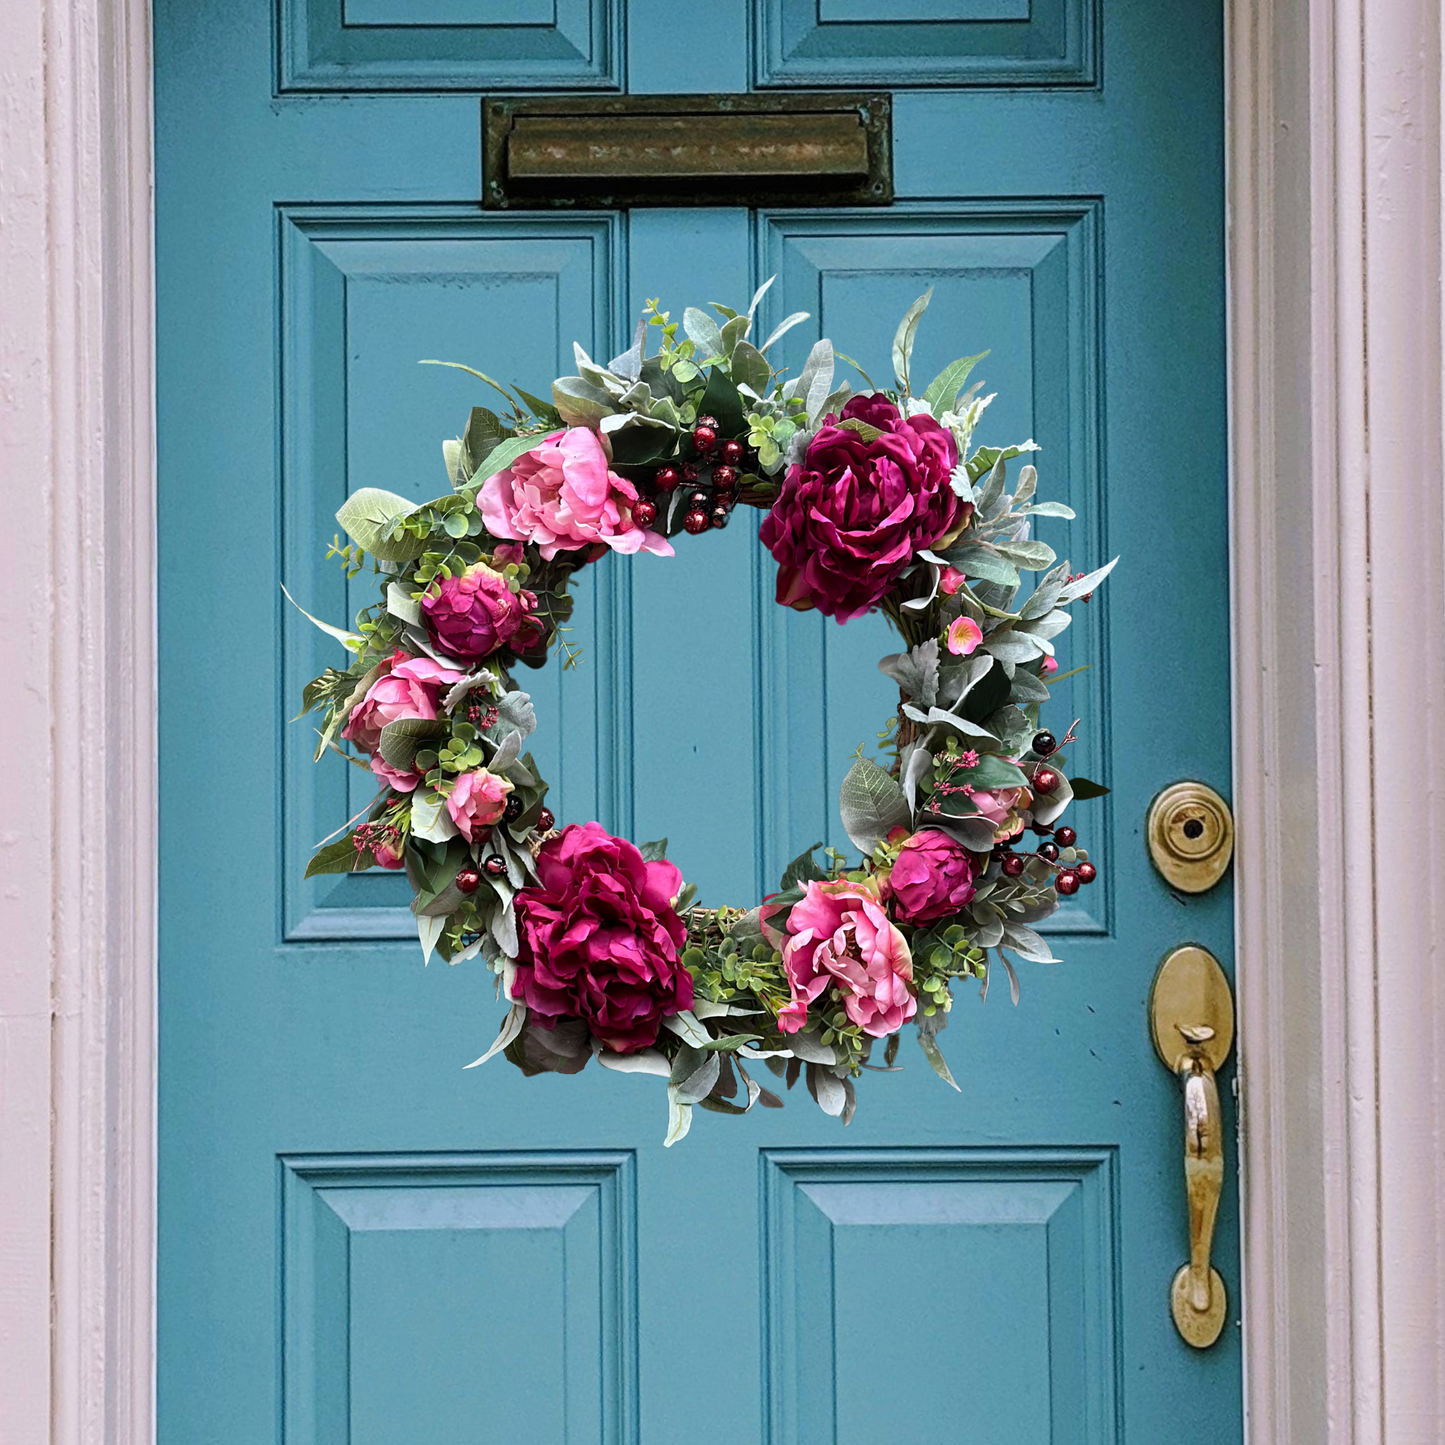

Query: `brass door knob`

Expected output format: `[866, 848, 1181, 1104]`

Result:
[1147, 782, 1234, 892]
[1150, 945, 1235, 1348]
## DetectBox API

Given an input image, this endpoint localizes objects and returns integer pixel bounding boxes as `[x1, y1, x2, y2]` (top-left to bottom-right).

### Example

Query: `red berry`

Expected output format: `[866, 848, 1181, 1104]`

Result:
[1056, 870, 1081, 895]
[536, 807, 554, 831]
[1055, 826, 1077, 848]
[632, 499, 658, 528]
[1075, 861, 1097, 884]
[711, 464, 737, 489]
[484, 855, 507, 877]
[696, 413, 719, 429]
[683, 509, 710, 535]
[1002, 854, 1026, 877]
[687, 488, 709, 508]
[1038, 842, 1060, 863]
[692, 424, 718, 454]
[655, 466, 680, 491]
[455, 865, 482, 894]
[682, 462, 700, 482]
[710, 505, 729, 529]
[1032, 768, 1060, 794]
[719, 439, 744, 465]
[1032, 730, 1057, 755]
[504, 797, 522, 822]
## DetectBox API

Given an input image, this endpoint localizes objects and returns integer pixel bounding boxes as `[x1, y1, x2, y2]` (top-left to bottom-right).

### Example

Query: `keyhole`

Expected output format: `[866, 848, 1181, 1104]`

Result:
[1182, 818, 1205, 840]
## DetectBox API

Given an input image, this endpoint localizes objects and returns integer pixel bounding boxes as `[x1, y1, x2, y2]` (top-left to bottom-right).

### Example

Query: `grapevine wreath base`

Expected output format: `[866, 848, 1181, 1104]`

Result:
[297, 283, 1114, 1143]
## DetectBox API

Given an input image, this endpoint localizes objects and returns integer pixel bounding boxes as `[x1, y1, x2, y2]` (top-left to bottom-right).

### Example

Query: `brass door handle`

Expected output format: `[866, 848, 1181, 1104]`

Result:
[1150, 946, 1235, 1348]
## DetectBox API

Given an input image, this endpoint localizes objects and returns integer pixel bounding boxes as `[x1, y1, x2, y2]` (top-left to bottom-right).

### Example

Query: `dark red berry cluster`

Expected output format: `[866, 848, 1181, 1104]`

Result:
[643, 416, 754, 538]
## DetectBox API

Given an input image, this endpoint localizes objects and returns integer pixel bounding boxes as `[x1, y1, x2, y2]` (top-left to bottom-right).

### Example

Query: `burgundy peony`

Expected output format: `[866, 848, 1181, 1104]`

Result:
[883, 829, 979, 925]
[759, 394, 961, 622]
[421, 563, 544, 661]
[511, 822, 693, 1053]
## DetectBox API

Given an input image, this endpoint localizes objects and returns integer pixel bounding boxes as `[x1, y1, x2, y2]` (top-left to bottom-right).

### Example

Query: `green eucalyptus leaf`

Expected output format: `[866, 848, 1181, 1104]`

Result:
[921, 351, 988, 415]
[891, 287, 933, 395]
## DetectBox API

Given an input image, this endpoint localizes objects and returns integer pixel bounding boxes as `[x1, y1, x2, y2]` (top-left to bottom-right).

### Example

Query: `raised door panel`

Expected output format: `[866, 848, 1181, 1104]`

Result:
[754, 0, 1099, 87]
[279, 209, 623, 941]
[279, 0, 622, 91]
[282, 1153, 637, 1444]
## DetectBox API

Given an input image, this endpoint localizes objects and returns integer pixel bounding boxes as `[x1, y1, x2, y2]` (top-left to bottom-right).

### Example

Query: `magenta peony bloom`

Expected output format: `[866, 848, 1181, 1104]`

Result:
[883, 829, 978, 925]
[421, 563, 543, 662]
[445, 768, 513, 842]
[776, 878, 916, 1038]
[479, 427, 673, 562]
[511, 821, 692, 1053]
[343, 652, 464, 793]
[759, 394, 960, 622]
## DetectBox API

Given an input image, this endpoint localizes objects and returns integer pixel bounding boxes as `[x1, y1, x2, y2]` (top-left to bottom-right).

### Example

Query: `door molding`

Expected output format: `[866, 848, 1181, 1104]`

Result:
[4, 0, 1443, 1439]
[1228, 0, 1445, 1438]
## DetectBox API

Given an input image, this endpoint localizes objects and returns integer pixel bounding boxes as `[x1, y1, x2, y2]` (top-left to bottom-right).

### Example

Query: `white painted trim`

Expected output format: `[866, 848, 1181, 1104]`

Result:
[1229, 0, 1445, 1439]
[0, 0, 156, 1440]
[7, 0, 1444, 1438]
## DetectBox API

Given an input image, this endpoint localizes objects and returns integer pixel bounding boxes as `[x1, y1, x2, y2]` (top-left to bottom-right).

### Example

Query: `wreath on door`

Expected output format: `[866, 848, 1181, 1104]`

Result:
[295, 283, 1114, 1143]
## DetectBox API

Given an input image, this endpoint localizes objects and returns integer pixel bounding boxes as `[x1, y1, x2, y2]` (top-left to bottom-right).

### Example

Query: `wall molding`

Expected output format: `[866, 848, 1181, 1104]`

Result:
[7, 0, 1445, 1439]
[0, 0, 156, 1440]
[1228, 0, 1445, 1439]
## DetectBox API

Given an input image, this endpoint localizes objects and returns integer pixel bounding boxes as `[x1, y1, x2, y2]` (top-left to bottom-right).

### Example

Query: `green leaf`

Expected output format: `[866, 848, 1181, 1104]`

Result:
[780, 843, 827, 891]
[1065, 775, 1111, 800]
[838, 756, 912, 854]
[513, 387, 562, 426]
[1056, 557, 1119, 603]
[993, 538, 1057, 570]
[670, 1044, 722, 1105]
[663, 1089, 693, 1147]
[758, 310, 809, 353]
[551, 375, 613, 428]
[947, 544, 1019, 589]
[921, 351, 988, 415]
[304, 834, 368, 878]
[961, 754, 1031, 789]
[729, 339, 771, 395]
[640, 838, 668, 862]
[468, 433, 549, 489]
[463, 1002, 527, 1069]
[834, 351, 877, 390]
[377, 717, 447, 772]
[837, 417, 883, 443]
[461, 407, 509, 477]
[280, 583, 362, 649]
[699, 1033, 763, 1053]
[696, 364, 746, 437]
[917, 1027, 961, 1091]
[334, 488, 428, 564]
[418, 359, 520, 412]
[891, 287, 933, 395]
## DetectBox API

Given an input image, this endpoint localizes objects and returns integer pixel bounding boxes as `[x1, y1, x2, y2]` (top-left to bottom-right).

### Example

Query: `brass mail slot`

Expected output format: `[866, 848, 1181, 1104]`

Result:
[482, 94, 892, 210]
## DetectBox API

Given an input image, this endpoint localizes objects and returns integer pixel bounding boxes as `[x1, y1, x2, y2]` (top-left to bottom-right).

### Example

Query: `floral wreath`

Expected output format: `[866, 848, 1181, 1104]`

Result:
[296, 282, 1114, 1143]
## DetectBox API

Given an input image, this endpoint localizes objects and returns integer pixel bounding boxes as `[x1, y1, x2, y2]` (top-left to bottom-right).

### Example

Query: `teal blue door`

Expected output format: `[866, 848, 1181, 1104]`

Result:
[156, 4, 1238, 1441]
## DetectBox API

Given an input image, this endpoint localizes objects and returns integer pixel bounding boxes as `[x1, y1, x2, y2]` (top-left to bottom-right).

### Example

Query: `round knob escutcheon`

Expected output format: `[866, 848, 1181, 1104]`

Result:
[1147, 782, 1234, 893]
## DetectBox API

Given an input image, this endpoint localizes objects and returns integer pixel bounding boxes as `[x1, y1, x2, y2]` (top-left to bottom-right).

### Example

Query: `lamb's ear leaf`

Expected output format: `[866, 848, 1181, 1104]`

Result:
[891, 287, 933, 395]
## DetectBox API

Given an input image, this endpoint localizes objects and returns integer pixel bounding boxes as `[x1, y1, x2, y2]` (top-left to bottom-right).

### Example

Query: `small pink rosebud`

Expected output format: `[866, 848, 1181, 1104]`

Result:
[1041, 656, 1059, 677]
[939, 566, 966, 596]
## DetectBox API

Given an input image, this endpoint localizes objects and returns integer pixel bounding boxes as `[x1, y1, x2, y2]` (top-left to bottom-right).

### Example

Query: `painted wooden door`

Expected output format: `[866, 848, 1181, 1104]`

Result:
[155, 3, 1238, 1442]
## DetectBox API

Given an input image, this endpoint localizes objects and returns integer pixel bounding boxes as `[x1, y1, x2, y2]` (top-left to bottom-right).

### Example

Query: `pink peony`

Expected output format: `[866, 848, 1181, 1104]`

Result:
[445, 768, 513, 842]
[342, 652, 464, 792]
[945, 616, 984, 656]
[511, 822, 692, 1053]
[776, 878, 916, 1038]
[759, 394, 960, 622]
[883, 829, 978, 925]
[421, 563, 543, 662]
[479, 427, 673, 561]
[968, 785, 1034, 842]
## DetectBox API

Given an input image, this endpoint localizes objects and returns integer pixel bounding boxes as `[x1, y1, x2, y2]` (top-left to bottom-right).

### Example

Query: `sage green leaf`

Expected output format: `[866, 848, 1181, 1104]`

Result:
[719, 313, 749, 358]
[746, 275, 776, 321]
[730, 339, 771, 395]
[417, 913, 445, 966]
[333, 488, 428, 564]
[597, 1047, 671, 1076]
[661, 1010, 710, 1048]
[682, 306, 724, 358]
[891, 287, 933, 395]
[916, 1016, 960, 1091]
[1014, 462, 1039, 505]
[1022, 500, 1075, 519]
[805, 1062, 846, 1116]
[442, 438, 463, 488]
[1065, 775, 1111, 800]
[513, 387, 561, 426]
[787, 1031, 837, 1065]
[280, 583, 362, 649]
[551, 375, 613, 428]
[1000, 922, 1060, 964]
[418, 359, 519, 412]
[409, 788, 459, 843]
[984, 628, 1044, 664]
[921, 351, 988, 415]
[386, 581, 422, 627]
[640, 838, 669, 862]
[759, 310, 809, 353]
[1056, 556, 1119, 603]
[947, 544, 1019, 589]
[463, 1002, 527, 1069]
[780, 842, 827, 890]
[993, 538, 1057, 570]
[670, 1045, 721, 1105]
[663, 1089, 693, 1147]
